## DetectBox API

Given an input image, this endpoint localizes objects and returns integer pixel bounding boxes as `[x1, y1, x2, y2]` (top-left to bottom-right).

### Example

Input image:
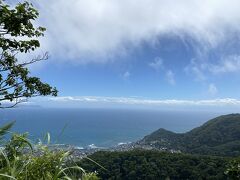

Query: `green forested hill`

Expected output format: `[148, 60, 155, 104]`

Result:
[78, 114, 240, 179]
[140, 114, 240, 156]
[79, 150, 229, 180]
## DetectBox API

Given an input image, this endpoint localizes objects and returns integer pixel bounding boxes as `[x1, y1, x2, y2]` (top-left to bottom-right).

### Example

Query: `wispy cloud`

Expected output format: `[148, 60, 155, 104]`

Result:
[34, 0, 240, 63]
[149, 57, 176, 85]
[149, 57, 164, 71]
[185, 54, 240, 82]
[208, 83, 218, 95]
[43, 96, 240, 107]
[165, 70, 175, 85]
[209, 55, 240, 74]
[122, 71, 130, 79]
[185, 59, 207, 81]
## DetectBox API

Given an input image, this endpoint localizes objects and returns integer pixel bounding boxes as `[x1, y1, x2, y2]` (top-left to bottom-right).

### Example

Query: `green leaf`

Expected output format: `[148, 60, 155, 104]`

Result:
[0, 121, 15, 137]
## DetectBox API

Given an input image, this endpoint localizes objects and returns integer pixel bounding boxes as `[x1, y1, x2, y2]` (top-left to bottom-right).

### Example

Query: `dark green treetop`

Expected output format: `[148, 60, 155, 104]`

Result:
[0, 0, 57, 108]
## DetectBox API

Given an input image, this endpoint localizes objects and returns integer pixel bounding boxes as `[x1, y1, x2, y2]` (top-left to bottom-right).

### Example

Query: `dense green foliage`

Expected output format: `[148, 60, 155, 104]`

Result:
[0, 0, 57, 108]
[225, 157, 240, 180]
[141, 114, 240, 156]
[79, 150, 230, 180]
[0, 129, 99, 179]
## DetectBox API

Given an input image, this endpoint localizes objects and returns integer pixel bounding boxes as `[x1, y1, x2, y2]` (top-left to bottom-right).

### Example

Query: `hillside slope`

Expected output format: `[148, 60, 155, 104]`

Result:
[79, 150, 229, 180]
[139, 114, 240, 156]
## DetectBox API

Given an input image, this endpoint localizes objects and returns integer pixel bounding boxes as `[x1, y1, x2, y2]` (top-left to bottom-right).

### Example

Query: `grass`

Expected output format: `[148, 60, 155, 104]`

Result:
[0, 122, 99, 180]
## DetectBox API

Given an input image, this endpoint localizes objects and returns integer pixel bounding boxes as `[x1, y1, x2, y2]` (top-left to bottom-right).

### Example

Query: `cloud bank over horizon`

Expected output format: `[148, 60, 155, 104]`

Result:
[27, 96, 240, 112]
[35, 0, 240, 64]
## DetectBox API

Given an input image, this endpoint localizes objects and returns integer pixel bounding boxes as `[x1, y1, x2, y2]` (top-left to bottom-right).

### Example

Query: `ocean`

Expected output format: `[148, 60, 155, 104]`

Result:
[0, 108, 223, 148]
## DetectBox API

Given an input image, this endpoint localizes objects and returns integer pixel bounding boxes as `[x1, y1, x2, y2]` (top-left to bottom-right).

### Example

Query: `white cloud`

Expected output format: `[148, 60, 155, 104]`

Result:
[208, 83, 218, 95]
[185, 59, 207, 81]
[209, 55, 240, 74]
[44, 96, 240, 107]
[165, 70, 175, 85]
[149, 57, 164, 71]
[33, 0, 240, 63]
[149, 57, 176, 85]
[185, 54, 240, 81]
[122, 71, 130, 79]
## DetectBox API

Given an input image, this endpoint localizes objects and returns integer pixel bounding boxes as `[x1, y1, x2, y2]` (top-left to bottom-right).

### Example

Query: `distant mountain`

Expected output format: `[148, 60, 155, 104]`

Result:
[139, 114, 240, 156]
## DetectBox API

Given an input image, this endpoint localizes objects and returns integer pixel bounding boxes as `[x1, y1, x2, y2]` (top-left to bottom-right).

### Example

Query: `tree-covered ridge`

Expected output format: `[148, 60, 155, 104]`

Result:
[140, 114, 240, 156]
[79, 150, 229, 180]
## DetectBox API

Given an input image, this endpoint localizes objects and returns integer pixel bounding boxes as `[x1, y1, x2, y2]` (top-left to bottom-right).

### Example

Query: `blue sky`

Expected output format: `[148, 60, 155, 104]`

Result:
[34, 35, 240, 99]
[17, 0, 240, 110]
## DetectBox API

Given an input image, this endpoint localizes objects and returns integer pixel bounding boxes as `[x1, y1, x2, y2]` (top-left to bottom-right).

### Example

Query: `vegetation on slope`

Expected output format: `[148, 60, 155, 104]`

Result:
[0, 122, 99, 180]
[140, 114, 240, 156]
[79, 150, 230, 180]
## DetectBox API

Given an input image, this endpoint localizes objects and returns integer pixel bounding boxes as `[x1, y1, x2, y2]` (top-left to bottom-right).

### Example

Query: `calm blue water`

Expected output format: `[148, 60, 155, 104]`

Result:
[0, 108, 222, 148]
